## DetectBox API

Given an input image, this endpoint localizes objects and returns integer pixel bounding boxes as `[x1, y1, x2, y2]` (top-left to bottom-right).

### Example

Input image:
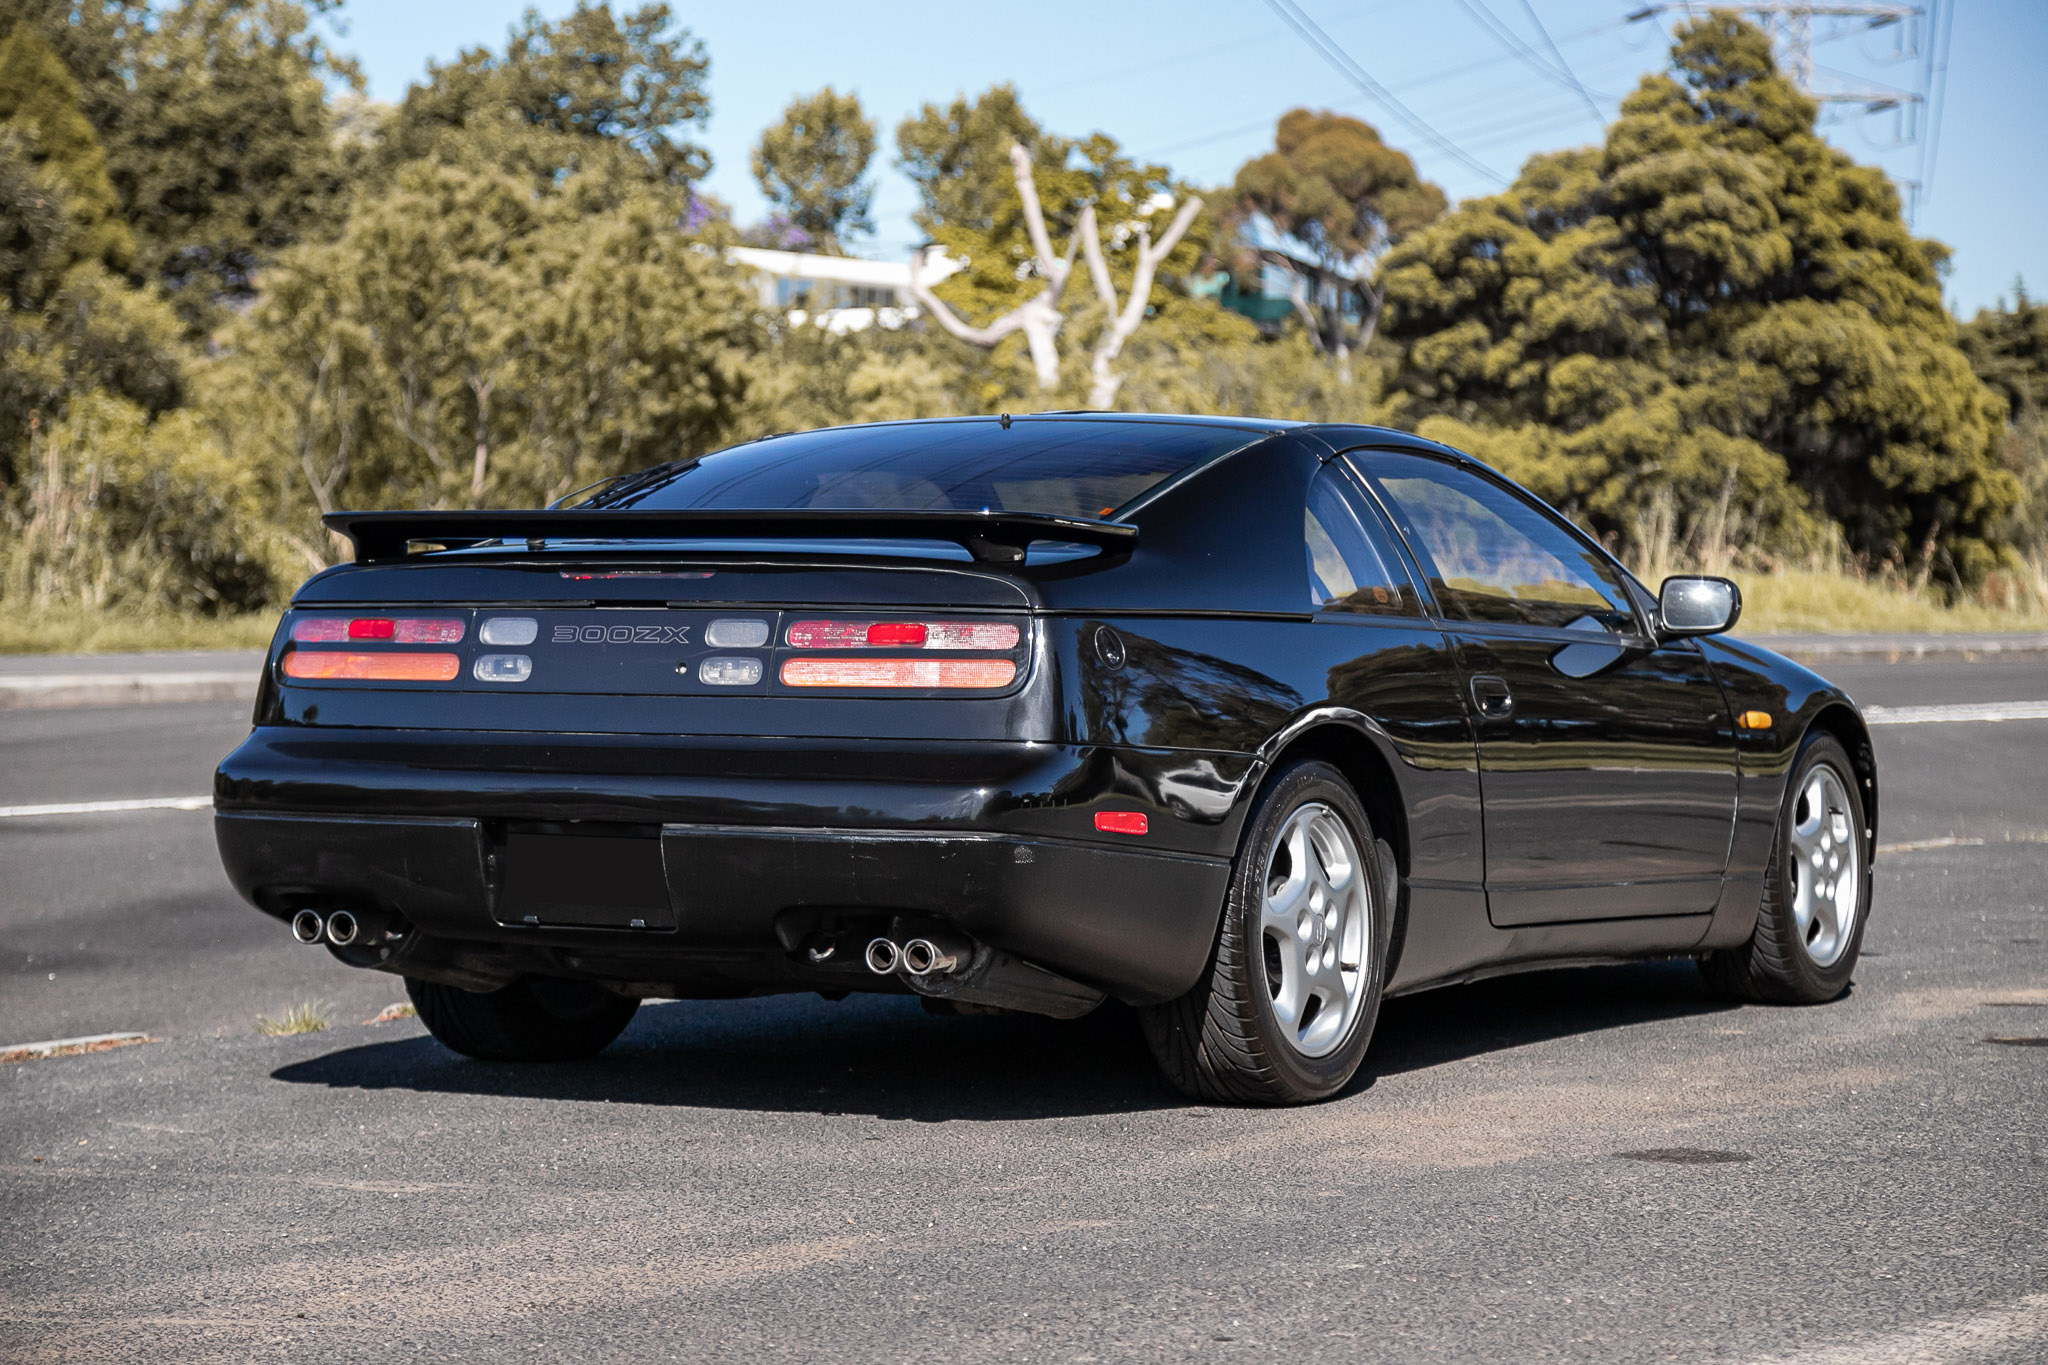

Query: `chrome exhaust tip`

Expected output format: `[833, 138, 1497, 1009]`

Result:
[901, 937, 962, 978]
[290, 909, 325, 945]
[325, 910, 360, 947]
[864, 937, 901, 974]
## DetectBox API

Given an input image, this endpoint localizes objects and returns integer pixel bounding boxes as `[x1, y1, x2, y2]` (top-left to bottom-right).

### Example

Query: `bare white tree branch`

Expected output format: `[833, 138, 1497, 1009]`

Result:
[1085, 193, 1203, 410]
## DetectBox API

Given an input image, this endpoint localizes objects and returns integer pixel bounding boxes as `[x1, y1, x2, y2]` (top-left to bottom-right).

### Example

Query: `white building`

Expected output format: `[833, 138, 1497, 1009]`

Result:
[727, 245, 964, 335]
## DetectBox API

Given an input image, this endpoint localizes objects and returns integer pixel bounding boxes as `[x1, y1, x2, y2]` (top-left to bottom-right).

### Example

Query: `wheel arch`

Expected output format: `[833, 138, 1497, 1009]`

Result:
[1255, 714, 1413, 974]
[1805, 702, 1879, 851]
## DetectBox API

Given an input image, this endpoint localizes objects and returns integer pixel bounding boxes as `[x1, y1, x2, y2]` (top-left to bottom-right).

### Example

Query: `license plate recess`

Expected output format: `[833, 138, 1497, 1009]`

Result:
[493, 823, 675, 930]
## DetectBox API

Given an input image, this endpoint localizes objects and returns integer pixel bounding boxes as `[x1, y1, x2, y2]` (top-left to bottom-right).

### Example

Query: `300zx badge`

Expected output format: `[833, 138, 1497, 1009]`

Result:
[551, 624, 693, 645]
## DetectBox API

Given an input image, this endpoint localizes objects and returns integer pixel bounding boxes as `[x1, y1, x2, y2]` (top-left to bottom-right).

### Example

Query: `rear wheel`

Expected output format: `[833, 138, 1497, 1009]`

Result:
[1141, 761, 1388, 1105]
[1702, 732, 1871, 1004]
[406, 976, 640, 1062]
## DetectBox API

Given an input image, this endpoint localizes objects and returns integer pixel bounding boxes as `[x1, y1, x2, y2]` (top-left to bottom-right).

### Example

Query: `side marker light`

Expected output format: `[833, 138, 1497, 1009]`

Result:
[1737, 710, 1773, 731]
[1094, 811, 1149, 836]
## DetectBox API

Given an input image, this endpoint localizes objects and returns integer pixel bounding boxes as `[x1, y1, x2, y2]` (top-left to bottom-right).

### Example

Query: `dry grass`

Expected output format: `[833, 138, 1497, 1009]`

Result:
[255, 1001, 332, 1037]
[0, 605, 276, 655]
[1730, 567, 2048, 635]
[1627, 485, 2048, 635]
[364, 1002, 417, 1025]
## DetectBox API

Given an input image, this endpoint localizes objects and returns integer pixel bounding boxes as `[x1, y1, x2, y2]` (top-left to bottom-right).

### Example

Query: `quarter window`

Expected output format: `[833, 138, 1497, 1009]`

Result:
[1357, 452, 1635, 633]
[1304, 465, 1420, 617]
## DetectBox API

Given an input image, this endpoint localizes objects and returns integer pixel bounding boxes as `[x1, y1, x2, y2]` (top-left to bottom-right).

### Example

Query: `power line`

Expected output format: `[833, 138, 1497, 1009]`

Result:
[1915, 0, 1954, 209]
[1146, 16, 1634, 161]
[1513, 0, 1608, 125]
[1450, 0, 1604, 126]
[1255, 0, 1507, 184]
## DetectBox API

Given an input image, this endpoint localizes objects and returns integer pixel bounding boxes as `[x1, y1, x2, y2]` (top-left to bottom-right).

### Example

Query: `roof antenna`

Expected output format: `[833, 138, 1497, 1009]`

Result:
[999, 412, 1011, 429]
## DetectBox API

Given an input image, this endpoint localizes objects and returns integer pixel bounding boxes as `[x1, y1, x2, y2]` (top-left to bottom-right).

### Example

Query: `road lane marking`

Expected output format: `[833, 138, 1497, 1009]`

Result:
[1739, 1290, 2048, 1365]
[0, 795, 211, 819]
[1862, 700, 2048, 725]
[1878, 836, 1988, 854]
[0, 1031, 156, 1065]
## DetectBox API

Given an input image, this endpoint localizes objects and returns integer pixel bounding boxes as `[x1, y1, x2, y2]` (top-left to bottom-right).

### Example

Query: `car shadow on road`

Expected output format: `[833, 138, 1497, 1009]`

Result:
[1362, 959, 1737, 1083]
[271, 959, 1739, 1119]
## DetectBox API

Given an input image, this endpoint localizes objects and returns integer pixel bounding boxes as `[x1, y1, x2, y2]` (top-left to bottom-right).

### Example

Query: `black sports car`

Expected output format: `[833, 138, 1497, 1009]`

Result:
[215, 414, 1876, 1104]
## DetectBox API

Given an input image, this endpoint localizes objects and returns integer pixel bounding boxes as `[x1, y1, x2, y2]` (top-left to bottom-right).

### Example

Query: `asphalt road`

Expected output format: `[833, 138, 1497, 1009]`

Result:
[1, 651, 2044, 1361]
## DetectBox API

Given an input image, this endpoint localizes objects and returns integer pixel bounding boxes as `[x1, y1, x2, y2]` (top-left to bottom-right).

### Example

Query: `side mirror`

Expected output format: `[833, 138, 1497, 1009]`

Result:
[1657, 575, 1741, 637]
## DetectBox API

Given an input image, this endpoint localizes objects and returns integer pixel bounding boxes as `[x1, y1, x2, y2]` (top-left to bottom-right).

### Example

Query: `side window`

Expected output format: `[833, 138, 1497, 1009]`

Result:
[1305, 464, 1422, 617]
[1356, 452, 1636, 633]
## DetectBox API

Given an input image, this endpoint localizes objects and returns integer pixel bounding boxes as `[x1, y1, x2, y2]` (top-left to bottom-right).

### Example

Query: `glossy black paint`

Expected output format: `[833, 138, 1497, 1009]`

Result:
[214, 414, 1874, 1014]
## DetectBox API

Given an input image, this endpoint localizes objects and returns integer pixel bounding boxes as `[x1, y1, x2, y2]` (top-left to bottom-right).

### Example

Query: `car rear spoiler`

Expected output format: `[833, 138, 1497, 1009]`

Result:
[322, 508, 1138, 567]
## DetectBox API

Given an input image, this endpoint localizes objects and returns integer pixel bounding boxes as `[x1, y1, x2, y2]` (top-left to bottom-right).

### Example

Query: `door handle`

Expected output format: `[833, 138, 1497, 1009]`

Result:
[1470, 674, 1514, 719]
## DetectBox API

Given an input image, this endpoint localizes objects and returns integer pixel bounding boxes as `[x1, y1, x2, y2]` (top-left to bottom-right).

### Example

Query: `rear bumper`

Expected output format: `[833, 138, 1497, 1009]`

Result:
[213, 727, 1248, 1003]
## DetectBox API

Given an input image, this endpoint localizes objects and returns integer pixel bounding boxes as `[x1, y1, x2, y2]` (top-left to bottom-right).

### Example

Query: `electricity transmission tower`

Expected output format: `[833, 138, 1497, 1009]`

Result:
[1626, 2, 1948, 216]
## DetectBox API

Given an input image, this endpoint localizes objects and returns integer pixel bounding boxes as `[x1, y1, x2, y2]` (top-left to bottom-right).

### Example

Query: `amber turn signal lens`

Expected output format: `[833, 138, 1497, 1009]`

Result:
[1737, 710, 1773, 731]
[779, 658, 1017, 689]
[282, 651, 461, 682]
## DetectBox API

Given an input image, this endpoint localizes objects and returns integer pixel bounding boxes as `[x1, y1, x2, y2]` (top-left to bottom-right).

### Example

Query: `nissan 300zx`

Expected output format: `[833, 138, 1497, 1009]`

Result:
[214, 414, 1877, 1104]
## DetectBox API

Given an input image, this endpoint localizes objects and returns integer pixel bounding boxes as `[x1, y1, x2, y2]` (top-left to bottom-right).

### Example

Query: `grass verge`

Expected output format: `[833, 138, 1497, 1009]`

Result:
[1730, 569, 2048, 635]
[0, 606, 277, 655]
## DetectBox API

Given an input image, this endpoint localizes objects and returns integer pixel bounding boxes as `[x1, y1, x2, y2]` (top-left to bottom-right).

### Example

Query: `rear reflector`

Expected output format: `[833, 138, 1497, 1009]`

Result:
[1094, 811, 1149, 836]
[291, 617, 464, 644]
[282, 651, 461, 682]
[784, 620, 1022, 651]
[779, 658, 1017, 689]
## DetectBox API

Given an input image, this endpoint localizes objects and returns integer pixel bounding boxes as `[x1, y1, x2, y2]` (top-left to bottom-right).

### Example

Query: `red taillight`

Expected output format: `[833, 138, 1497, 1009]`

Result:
[779, 658, 1017, 689]
[864, 622, 928, 647]
[1094, 811, 1149, 836]
[282, 651, 461, 682]
[783, 620, 1022, 651]
[291, 617, 463, 644]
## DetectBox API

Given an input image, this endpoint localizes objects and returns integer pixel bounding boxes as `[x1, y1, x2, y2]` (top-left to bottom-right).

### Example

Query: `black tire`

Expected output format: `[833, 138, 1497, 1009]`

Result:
[406, 975, 640, 1062]
[1140, 760, 1389, 1105]
[1702, 731, 1871, 1004]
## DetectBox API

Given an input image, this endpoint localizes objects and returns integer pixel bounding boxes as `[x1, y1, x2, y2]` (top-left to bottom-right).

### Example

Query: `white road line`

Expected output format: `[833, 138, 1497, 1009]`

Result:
[1739, 1291, 2048, 1365]
[0, 1031, 154, 1060]
[0, 795, 211, 819]
[1862, 700, 2048, 725]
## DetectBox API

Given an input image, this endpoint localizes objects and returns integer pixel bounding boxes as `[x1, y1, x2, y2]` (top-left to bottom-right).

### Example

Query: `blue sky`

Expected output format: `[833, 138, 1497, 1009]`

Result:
[330, 0, 2043, 317]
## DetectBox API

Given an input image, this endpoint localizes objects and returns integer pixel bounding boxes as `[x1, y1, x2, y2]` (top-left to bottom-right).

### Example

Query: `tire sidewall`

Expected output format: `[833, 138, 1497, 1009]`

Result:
[1230, 761, 1388, 1099]
[1772, 733, 1871, 997]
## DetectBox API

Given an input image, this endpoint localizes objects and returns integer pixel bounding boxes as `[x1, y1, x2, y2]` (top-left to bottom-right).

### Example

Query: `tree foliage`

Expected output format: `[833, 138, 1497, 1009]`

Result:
[1230, 109, 1444, 358]
[1377, 15, 2013, 583]
[752, 87, 875, 253]
[381, 2, 710, 197]
[7, 0, 359, 326]
[1960, 288, 2048, 560]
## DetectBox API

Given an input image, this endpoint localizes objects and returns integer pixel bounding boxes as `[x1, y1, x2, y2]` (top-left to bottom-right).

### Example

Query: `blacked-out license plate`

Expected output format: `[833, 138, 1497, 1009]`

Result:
[497, 831, 675, 930]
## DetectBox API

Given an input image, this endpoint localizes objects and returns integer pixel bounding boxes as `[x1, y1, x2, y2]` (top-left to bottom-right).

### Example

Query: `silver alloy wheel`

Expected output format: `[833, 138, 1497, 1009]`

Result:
[1260, 801, 1372, 1058]
[1787, 763, 1860, 968]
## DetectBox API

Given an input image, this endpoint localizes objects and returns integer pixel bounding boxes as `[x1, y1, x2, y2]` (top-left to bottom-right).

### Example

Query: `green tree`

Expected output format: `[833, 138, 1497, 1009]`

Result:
[7, 0, 361, 327]
[1377, 14, 2013, 583]
[1960, 286, 2048, 560]
[383, 2, 710, 198]
[0, 24, 132, 273]
[1229, 109, 1444, 362]
[897, 84, 1049, 240]
[751, 87, 876, 253]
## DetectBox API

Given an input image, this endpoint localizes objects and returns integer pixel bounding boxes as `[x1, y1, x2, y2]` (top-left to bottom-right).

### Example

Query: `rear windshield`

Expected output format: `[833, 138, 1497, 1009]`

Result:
[588, 419, 1260, 520]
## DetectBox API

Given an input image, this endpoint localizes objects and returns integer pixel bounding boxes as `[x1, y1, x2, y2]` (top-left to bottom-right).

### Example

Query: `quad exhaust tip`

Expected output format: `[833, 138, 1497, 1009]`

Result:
[290, 909, 325, 945]
[864, 938, 901, 974]
[325, 910, 360, 947]
[901, 938, 962, 977]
